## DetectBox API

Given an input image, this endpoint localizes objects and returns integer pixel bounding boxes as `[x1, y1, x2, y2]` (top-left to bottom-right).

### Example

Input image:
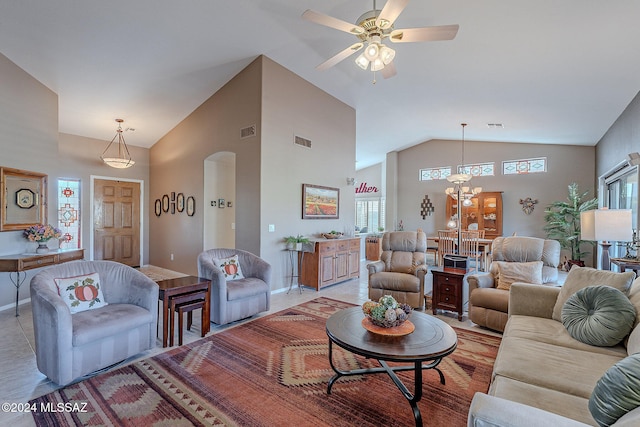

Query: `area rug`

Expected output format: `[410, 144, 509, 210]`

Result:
[30, 297, 500, 427]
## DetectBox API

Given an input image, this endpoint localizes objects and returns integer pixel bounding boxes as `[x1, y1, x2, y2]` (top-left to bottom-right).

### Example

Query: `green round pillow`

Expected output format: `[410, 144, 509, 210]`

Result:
[589, 353, 640, 426]
[561, 285, 636, 347]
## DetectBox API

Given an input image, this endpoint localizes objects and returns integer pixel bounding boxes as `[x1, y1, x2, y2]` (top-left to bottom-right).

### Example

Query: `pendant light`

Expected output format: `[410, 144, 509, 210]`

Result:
[101, 119, 135, 169]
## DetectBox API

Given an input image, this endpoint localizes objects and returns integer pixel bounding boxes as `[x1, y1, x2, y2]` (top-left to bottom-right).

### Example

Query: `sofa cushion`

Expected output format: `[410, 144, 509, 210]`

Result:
[470, 287, 509, 312]
[55, 272, 107, 314]
[492, 336, 623, 399]
[552, 267, 635, 321]
[226, 277, 269, 301]
[490, 375, 597, 425]
[495, 260, 543, 290]
[213, 254, 244, 281]
[589, 353, 640, 427]
[562, 286, 636, 347]
[505, 315, 628, 358]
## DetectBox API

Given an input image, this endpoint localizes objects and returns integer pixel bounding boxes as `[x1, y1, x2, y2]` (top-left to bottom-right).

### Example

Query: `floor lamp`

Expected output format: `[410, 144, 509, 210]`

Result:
[580, 208, 632, 270]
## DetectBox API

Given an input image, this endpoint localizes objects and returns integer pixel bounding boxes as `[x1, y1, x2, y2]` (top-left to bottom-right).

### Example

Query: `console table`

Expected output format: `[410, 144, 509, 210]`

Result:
[0, 248, 85, 316]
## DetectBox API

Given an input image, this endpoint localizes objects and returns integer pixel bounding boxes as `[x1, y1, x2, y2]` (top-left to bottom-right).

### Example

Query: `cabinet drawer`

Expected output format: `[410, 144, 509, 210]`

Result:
[437, 283, 459, 297]
[350, 239, 360, 249]
[434, 274, 463, 287]
[21, 255, 57, 269]
[319, 242, 336, 253]
[59, 250, 83, 262]
[337, 241, 349, 251]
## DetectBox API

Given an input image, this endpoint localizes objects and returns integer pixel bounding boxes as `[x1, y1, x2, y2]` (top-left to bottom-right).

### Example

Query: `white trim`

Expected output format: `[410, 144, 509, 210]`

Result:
[89, 175, 144, 264]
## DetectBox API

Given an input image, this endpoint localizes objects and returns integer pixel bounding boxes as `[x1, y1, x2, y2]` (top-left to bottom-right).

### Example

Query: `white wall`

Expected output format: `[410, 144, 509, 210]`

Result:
[204, 152, 236, 250]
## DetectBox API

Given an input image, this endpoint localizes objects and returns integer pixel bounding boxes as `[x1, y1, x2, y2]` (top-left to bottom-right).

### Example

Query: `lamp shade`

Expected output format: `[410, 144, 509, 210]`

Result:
[580, 209, 632, 242]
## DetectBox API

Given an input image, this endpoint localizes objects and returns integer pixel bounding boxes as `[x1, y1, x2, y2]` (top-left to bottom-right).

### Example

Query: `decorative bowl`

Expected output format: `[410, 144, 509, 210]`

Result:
[362, 296, 412, 329]
[322, 233, 343, 239]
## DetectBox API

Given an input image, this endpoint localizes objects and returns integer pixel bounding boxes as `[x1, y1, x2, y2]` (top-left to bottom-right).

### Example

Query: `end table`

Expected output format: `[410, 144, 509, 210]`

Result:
[431, 266, 467, 321]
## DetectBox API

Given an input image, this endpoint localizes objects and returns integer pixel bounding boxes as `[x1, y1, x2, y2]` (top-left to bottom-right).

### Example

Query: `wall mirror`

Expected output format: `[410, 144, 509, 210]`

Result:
[1, 167, 48, 231]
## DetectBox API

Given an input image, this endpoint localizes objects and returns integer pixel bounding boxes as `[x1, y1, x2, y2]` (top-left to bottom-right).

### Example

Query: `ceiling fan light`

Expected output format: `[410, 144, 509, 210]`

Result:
[379, 44, 395, 65]
[355, 53, 369, 70]
[370, 58, 385, 71]
[364, 42, 379, 61]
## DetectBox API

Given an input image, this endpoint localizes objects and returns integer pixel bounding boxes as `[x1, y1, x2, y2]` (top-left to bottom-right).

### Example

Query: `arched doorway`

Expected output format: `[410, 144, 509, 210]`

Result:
[203, 152, 236, 250]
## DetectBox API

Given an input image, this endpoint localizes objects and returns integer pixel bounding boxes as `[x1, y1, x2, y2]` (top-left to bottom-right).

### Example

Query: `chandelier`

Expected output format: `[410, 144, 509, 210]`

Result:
[445, 123, 481, 207]
[100, 119, 135, 169]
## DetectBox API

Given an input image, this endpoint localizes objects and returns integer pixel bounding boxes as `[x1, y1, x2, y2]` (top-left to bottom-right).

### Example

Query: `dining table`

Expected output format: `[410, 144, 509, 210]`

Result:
[428, 235, 494, 271]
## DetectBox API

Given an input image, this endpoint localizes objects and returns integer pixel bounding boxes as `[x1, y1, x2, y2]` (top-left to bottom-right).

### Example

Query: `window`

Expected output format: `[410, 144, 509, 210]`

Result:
[58, 179, 81, 248]
[355, 198, 385, 232]
[458, 162, 495, 177]
[502, 157, 547, 175]
[419, 166, 451, 181]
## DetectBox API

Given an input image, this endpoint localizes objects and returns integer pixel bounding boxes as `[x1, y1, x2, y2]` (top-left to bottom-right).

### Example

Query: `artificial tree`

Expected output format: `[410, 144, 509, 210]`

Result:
[543, 182, 598, 266]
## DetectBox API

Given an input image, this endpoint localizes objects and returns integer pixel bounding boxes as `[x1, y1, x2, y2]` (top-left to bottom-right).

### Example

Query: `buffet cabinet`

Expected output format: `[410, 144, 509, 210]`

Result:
[446, 191, 503, 239]
[299, 238, 360, 290]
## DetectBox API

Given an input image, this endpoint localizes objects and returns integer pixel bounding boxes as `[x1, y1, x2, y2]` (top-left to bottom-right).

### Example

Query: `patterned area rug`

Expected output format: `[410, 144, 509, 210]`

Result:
[30, 297, 500, 427]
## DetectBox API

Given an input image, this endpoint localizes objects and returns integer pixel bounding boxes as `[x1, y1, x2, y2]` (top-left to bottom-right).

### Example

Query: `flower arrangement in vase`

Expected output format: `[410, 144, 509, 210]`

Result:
[23, 224, 62, 253]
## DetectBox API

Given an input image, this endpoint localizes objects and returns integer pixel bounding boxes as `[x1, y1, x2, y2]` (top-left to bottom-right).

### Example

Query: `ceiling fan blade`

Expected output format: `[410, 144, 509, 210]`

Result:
[389, 24, 459, 43]
[316, 43, 364, 71]
[376, 0, 410, 29]
[302, 9, 364, 35]
[381, 61, 397, 79]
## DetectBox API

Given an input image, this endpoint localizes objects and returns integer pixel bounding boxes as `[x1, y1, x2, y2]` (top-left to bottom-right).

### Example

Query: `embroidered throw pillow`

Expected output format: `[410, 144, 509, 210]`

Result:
[54, 272, 107, 314]
[213, 255, 245, 280]
[494, 260, 543, 290]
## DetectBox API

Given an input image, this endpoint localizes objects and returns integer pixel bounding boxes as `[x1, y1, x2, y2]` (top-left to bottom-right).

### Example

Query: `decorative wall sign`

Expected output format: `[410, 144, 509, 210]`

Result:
[155, 199, 162, 216]
[519, 197, 538, 215]
[420, 195, 435, 219]
[227, 201, 233, 208]
[176, 193, 185, 212]
[186, 196, 196, 216]
[302, 183, 339, 219]
[218, 198, 225, 208]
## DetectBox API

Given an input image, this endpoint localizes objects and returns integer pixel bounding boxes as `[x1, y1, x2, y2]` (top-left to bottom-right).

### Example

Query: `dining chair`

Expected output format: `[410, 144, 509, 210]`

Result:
[437, 230, 457, 267]
[460, 230, 482, 272]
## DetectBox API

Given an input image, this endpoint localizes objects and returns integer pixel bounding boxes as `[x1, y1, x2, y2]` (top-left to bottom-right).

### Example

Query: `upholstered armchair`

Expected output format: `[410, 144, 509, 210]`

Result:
[467, 236, 560, 332]
[367, 230, 428, 309]
[197, 248, 271, 325]
[30, 260, 159, 385]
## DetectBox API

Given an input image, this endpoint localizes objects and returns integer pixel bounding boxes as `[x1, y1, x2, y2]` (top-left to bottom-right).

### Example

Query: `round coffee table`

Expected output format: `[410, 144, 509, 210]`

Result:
[326, 307, 458, 427]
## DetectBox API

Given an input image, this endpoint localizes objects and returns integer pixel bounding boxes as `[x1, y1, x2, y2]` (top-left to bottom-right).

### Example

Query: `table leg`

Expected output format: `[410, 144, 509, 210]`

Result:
[9, 271, 27, 317]
[162, 295, 170, 347]
[203, 284, 211, 336]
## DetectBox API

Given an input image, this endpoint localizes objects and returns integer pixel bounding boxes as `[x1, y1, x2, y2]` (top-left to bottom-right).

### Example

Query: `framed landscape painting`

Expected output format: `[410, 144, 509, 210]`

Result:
[302, 184, 339, 219]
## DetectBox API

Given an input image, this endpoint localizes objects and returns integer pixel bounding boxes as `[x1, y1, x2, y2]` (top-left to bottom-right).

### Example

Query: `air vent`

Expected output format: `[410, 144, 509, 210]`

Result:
[487, 123, 504, 129]
[240, 124, 256, 139]
[294, 135, 312, 149]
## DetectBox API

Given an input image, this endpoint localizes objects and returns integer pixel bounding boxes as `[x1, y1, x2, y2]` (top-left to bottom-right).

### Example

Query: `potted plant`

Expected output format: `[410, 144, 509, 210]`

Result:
[543, 182, 598, 267]
[284, 234, 310, 251]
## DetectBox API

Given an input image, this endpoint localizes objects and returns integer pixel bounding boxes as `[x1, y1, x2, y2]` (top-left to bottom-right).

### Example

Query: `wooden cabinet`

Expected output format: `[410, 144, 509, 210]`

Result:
[446, 191, 503, 239]
[300, 238, 360, 290]
[432, 267, 466, 321]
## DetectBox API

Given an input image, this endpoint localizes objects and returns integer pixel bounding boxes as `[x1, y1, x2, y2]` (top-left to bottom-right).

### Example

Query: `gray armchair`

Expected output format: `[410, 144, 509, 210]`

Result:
[367, 230, 428, 309]
[197, 248, 271, 325]
[30, 260, 158, 385]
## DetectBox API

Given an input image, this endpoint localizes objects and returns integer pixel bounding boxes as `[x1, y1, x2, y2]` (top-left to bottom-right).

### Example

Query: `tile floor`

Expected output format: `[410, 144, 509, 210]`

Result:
[0, 261, 499, 427]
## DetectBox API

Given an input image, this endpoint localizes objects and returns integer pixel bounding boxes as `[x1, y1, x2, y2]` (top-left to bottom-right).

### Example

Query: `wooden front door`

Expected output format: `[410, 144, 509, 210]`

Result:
[93, 179, 141, 267]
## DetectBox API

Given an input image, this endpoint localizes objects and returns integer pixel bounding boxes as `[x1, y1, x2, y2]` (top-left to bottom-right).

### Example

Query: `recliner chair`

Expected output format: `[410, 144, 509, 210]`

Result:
[467, 236, 560, 332]
[367, 230, 428, 309]
[197, 248, 271, 325]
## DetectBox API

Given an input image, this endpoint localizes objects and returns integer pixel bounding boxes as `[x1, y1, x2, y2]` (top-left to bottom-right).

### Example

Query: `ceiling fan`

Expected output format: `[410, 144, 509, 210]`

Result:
[302, 0, 459, 81]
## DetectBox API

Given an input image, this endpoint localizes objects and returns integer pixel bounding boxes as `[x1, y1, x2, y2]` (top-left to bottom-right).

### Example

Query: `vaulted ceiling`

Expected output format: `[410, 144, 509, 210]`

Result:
[1, 1, 640, 169]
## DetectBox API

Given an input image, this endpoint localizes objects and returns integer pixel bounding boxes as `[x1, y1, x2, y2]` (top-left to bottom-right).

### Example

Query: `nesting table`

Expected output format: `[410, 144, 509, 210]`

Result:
[157, 276, 211, 347]
[325, 307, 458, 427]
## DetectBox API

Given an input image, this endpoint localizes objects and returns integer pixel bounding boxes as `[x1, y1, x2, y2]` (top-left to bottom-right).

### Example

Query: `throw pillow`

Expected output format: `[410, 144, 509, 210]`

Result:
[54, 272, 107, 314]
[589, 353, 640, 426]
[551, 266, 635, 321]
[562, 285, 636, 347]
[213, 254, 244, 280]
[494, 260, 543, 290]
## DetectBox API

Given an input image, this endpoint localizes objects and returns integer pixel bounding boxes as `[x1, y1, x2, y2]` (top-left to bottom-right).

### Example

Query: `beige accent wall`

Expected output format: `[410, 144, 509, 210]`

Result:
[394, 139, 595, 265]
[149, 57, 262, 276]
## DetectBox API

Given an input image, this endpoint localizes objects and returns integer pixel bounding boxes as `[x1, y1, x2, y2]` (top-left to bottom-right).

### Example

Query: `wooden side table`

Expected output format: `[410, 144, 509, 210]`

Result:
[431, 267, 467, 321]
